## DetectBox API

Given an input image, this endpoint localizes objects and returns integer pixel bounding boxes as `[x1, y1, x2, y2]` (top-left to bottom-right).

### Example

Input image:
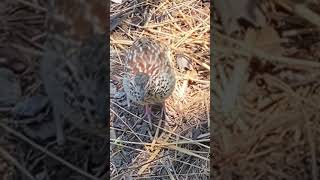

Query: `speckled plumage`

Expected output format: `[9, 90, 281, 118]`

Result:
[123, 38, 176, 126]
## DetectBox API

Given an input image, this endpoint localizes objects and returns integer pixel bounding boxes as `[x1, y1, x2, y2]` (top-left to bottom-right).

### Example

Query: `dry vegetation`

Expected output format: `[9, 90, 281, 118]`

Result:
[110, 0, 210, 179]
[214, 0, 320, 179]
[0, 1, 107, 180]
[0, 1, 46, 179]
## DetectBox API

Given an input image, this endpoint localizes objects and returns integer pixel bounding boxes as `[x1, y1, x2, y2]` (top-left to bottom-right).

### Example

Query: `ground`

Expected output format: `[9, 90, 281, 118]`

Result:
[110, 0, 210, 179]
[213, 0, 320, 179]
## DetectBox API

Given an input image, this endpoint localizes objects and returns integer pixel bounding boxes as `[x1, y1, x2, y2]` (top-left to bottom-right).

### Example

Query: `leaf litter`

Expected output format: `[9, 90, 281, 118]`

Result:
[110, 0, 210, 179]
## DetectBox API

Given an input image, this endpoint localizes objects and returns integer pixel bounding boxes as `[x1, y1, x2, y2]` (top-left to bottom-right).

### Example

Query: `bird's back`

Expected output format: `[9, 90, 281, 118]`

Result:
[123, 38, 176, 105]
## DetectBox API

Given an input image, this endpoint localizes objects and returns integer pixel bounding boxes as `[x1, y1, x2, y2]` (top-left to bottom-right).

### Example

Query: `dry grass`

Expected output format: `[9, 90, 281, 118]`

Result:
[0, 1, 45, 179]
[0, 1, 107, 180]
[213, 0, 320, 179]
[110, 0, 210, 179]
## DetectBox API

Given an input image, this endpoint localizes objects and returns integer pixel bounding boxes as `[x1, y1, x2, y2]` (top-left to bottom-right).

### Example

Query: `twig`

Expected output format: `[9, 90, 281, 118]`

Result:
[0, 122, 101, 180]
[16, 0, 47, 12]
[293, 3, 320, 27]
[0, 147, 37, 180]
[216, 32, 320, 68]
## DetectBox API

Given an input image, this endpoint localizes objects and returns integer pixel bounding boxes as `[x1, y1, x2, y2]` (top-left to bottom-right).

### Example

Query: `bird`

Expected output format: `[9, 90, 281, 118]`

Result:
[123, 38, 176, 127]
[40, 33, 107, 145]
[39, 0, 107, 145]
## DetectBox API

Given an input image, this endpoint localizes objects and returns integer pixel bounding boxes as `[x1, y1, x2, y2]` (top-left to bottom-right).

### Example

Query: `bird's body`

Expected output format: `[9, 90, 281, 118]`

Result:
[123, 38, 176, 126]
[40, 33, 107, 144]
[39, 0, 107, 145]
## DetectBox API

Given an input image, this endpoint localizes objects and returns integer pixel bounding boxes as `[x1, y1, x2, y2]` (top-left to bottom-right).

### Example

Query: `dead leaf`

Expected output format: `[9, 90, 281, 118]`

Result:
[176, 54, 193, 71]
